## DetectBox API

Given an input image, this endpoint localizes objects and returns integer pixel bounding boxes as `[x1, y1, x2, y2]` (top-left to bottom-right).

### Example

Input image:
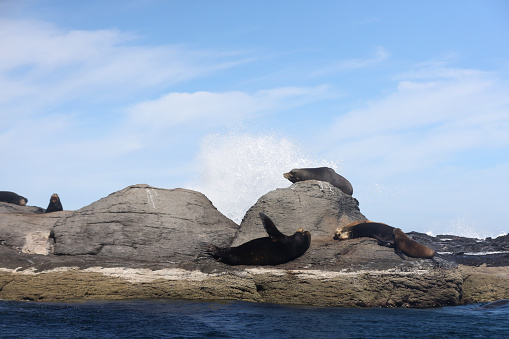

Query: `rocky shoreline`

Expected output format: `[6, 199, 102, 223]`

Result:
[1, 183, 508, 307]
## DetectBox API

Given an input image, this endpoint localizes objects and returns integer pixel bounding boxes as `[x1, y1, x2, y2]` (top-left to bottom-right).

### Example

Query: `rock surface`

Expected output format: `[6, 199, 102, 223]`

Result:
[1, 183, 508, 307]
[408, 232, 509, 267]
[52, 185, 239, 262]
[233, 180, 365, 246]
[0, 202, 45, 214]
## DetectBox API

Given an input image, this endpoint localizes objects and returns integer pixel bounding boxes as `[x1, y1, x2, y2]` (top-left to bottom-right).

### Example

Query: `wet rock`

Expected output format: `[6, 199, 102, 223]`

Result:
[408, 232, 509, 267]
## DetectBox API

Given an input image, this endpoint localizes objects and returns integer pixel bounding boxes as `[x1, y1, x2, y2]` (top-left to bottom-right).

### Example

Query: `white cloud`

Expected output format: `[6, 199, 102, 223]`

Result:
[323, 66, 509, 174]
[126, 85, 335, 134]
[0, 18, 249, 121]
[311, 46, 390, 76]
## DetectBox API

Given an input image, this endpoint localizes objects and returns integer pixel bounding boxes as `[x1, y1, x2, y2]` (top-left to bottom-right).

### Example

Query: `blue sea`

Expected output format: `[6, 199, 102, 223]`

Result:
[1, 300, 508, 338]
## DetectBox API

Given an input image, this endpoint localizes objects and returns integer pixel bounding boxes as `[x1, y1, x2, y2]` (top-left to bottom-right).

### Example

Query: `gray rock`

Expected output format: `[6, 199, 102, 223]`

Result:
[232, 180, 366, 247]
[0, 202, 45, 214]
[1, 182, 507, 307]
[0, 211, 71, 254]
[52, 184, 239, 262]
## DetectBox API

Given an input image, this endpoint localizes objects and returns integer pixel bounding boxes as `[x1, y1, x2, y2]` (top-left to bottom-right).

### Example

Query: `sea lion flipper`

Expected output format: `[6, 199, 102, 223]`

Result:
[259, 213, 284, 241]
[376, 238, 394, 248]
[394, 247, 408, 260]
[200, 242, 222, 261]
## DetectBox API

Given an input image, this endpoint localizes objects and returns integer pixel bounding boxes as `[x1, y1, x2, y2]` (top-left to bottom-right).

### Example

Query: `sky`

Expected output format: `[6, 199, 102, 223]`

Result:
[1, 0, 508, 238]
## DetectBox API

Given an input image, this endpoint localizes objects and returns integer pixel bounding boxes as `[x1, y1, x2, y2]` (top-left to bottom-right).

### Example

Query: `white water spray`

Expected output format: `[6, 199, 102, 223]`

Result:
[192, 131, 338, 223]
[427, 217, 506, 239]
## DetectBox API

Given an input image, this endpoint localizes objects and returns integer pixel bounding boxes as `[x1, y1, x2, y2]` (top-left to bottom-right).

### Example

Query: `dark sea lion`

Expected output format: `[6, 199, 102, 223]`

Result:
[334, 220, 435, 259]
[202, 212, 311, 265]
[334, 220, 395, 243]
[45, 193, 63, 213]
[0, 191, 27, 206]
[283, 167, 353, 195]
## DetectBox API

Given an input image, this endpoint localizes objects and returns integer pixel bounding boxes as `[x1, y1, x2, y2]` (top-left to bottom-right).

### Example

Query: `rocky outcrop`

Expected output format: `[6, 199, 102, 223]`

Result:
[0, 182, 508, 307]
[0, 211, 71, 255]
[0, 202, 45, 214]
[233, 180, 365, 246]
[408, 232, 509, 267]
[52, 185, 239, 262]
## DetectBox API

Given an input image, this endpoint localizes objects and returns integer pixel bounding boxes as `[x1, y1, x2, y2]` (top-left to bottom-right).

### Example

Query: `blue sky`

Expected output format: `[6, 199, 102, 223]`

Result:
[1, 0, 508, 237]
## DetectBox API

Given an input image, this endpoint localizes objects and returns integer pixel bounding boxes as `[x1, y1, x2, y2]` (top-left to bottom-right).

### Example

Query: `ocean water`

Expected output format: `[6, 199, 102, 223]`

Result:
[1, 299, 508, 338]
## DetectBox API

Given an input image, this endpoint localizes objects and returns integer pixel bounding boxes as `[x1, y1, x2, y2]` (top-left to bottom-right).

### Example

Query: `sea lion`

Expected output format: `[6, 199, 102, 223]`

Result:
[334, 220, 435, 259]
[334, 220, 394, 243]
[392, 228, 434, 259]
[0, 191, 27, 206]
[45, 193, 63, 213]
[283, 167, 353, 195]
[202, 212, 311, 265]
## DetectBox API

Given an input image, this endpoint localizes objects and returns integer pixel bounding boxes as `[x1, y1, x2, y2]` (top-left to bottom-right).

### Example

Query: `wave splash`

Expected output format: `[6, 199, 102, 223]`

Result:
[427, 217, 506, 239]
[192, 131, 337, 223]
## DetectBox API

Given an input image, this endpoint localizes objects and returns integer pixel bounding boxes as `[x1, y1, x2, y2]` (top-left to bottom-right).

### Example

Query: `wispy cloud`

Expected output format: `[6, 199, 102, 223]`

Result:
[0, 18, 340, 208]
[310, 46, 390, 77]
[126, 85, 335, 134]
[323, 65, 509, 174]
[0, 18, 250, 120]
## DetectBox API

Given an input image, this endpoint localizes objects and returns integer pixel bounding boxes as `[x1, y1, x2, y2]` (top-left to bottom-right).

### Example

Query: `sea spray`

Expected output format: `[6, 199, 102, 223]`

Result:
[426, 217, 506, 239]
[191, 131, 338, 223]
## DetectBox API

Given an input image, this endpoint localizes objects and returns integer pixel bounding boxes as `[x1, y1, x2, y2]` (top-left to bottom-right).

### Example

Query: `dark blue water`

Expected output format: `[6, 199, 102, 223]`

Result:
[1, 299, 508, 338]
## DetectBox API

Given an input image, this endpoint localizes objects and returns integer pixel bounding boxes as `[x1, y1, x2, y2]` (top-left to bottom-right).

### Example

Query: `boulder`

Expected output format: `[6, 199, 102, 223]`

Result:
[0, 211, 71, 255]
[233, 180, 366, 247]
[52, 184, 239, 262]
[0, 202, 44, 214]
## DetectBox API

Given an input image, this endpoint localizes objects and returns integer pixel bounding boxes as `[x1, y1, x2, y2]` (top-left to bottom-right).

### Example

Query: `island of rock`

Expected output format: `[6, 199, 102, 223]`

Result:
[1, 182, 508, 307]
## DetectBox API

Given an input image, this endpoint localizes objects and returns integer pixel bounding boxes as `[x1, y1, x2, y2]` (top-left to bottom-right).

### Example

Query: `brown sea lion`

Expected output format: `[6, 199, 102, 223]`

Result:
[0, 191, 27, 206]
[202, 212, 311, 265]
[45, 193, 63, 213]
[334, 220, 435, 259]
[393, 228, 434, 259]
[283, 167, 353, 195]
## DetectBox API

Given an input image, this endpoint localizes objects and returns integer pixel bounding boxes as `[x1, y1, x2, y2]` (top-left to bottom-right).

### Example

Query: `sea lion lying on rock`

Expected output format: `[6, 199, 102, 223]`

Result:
[283, 167, 353, 195]
[202, 212, 311, 265]
[334, 220, 435, 259]
[0, 191, 27, 206]
[45, 193, 63, 213]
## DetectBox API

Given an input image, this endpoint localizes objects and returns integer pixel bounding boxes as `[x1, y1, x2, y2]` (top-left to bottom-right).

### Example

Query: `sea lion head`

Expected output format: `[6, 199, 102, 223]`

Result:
[293, 228, 312, 247]
[333, 227, 351, 240]
[19, 197, 27, 206]
[283, 170, 298, 183]
[295, 227, 311, 238]
[50, 193, 59, 204]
